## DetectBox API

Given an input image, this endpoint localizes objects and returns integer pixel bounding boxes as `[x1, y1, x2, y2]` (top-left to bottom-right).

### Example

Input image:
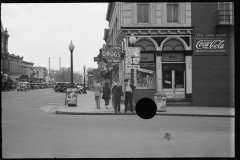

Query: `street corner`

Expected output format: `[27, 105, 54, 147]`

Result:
[39, 102, 64, 114]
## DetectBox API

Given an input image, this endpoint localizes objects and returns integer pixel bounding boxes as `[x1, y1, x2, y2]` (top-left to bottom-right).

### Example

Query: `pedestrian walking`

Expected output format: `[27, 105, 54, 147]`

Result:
[112, 81, 123, 114]
[102, 82, 111, 109]
[93, 81, 102, 109]
[111, 81, 117, 108]
[124, 79, 136, 114]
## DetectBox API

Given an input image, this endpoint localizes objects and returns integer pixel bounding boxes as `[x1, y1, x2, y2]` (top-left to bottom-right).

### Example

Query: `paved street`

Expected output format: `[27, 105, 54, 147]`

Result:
[2, 89, 235, 158]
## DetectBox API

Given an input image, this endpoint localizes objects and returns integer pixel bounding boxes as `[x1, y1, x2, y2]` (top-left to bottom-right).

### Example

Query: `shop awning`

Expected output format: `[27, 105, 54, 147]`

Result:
[8, 76, 18, 82]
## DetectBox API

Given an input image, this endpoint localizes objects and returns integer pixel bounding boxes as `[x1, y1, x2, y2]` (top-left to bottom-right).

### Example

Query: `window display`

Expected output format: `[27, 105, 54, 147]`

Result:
[135, 63, 156, 89]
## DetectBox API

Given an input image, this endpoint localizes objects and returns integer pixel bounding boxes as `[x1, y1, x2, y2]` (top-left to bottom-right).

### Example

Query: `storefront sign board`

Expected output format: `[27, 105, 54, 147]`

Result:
[140, 53, 154, 62]
[193, 34, 227, 55]
[140, 63, 155, 67]
[162, 53, 185, 62]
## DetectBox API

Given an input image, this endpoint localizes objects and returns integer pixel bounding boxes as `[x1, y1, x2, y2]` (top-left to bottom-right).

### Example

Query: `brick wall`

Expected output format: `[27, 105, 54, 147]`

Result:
[192, 56, 231, 107]
[191, 2, 218, 34]
[191, 2, 234, 107]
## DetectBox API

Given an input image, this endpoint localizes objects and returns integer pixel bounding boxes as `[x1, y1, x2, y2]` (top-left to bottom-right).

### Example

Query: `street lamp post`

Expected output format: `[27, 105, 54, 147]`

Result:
[83, 65, 86, 94]
[68, 40, 75, 88]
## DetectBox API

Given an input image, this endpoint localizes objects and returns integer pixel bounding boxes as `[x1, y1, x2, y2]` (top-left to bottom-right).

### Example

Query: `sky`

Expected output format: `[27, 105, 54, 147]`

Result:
[1, 3, 109, 73]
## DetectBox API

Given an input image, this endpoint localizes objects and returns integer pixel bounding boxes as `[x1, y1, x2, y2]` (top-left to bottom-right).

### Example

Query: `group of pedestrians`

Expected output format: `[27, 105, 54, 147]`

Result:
[93, 79, 135, 114]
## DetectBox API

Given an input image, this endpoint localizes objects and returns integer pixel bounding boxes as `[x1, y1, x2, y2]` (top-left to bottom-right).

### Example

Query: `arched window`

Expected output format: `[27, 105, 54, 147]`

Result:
[135, 39, 156, 51]
[162, 39, 185, 51]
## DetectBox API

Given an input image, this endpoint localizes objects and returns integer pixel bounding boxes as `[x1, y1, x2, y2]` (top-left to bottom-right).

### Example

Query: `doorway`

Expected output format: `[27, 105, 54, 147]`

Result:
[163, 70, 185, 98]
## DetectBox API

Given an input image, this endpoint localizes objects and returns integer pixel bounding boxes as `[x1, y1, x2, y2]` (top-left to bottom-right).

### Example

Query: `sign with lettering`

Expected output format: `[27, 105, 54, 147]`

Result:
[132, 65, 140, 70]
[126, 65, 132, 69]
[162, 53, 185, 62]
[125, 60, 132, 65]
[125, 47, 141, 57]
[140, 63, 155, 68]
[193, 34, 227, 55]
[100, 49, 121, 59]
[66, 88, 78, 106]
[132, 58, 140, 64]
[140, 53, 154, 62]
[107, 59, 121, 63]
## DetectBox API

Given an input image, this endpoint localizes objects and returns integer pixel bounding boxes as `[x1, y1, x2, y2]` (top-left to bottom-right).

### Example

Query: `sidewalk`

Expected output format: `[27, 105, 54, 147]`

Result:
[55, 91, 235, 117]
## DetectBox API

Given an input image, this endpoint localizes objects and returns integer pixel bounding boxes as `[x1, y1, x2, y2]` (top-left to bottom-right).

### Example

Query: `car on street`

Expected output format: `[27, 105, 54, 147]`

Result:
[54, 82, 78, 93]
[17, 82, 30, 92]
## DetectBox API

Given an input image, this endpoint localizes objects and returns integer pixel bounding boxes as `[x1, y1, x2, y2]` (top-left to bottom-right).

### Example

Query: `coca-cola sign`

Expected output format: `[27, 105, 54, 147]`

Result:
[194, 34, 227, 55]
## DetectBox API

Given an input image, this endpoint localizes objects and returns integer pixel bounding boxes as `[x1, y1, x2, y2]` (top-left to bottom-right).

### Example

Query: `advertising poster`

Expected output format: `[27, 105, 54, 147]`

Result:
[66, 88, 78, 106]
[193, 34, 227, 55]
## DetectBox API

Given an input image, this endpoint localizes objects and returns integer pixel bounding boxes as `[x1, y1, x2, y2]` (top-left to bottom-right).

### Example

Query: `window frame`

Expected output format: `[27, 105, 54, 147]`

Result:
[218, 2, 234, 24]
[136, 3, 150, 24]
[166, 2, 180, 24]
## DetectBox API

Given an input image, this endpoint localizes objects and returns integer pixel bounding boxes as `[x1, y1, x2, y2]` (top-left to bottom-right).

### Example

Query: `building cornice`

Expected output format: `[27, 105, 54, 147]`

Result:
[115, 27, 194, 45]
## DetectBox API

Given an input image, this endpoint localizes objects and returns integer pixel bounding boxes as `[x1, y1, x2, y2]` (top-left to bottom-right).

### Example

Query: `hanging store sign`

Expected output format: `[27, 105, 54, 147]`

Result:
[107, 59, 121, 63]
[193, 34, 227, 55]
[100, 49, 121, 59]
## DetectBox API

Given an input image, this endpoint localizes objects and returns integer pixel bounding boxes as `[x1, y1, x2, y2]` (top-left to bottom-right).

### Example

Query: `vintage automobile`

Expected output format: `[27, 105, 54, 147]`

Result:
[17, 82, 30, 92]
[54, 82, 78, 93]
[29, 83, 35, 89]
[39, 83, 45, 89]
[34, 84, 40, 89]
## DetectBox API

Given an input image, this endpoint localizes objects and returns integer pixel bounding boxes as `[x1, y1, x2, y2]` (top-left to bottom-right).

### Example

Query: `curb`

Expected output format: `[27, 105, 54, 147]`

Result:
[55, 110, 234, 117]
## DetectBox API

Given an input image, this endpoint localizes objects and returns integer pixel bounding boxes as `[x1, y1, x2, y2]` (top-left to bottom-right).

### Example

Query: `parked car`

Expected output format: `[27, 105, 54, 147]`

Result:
[34, 84, 40, 89]
[30, 83, 35, 89]
[17, 82, 30, 92]
[77, 85, 84, 94]
[39, 83, 45, 89]
[54, 82, 77, 93]
[8, 85, 16, 91]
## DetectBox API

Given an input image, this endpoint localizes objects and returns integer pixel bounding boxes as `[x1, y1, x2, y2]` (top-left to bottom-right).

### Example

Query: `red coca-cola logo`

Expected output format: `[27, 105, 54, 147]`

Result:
[196, 40, 225, 50]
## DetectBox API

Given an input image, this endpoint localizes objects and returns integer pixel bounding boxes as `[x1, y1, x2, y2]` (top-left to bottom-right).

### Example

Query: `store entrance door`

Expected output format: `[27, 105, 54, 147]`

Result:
[163, 70, 185, 98]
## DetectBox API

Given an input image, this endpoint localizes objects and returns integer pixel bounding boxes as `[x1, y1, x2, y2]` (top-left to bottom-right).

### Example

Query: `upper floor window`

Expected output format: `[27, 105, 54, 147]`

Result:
[137, 3, 150, 23]
[218, 2, 234, 24]
[167, 2, 179, 23]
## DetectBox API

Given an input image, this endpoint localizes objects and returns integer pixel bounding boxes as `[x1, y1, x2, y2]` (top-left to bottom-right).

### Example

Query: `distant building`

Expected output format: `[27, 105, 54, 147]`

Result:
[32, 66, 48, 80]
[1, 20, 34, 86]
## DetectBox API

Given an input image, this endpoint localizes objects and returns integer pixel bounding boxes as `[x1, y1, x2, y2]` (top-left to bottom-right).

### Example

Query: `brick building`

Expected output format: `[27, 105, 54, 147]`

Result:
[100, 2, 234, 107]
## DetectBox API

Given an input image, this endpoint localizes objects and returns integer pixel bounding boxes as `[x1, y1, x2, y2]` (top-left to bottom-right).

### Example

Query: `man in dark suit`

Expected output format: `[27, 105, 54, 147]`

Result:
[112, 81, 122, 114]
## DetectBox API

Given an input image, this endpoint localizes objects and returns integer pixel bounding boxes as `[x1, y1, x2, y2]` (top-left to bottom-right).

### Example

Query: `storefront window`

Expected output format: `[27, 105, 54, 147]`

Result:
[135, 63, 156, 89]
